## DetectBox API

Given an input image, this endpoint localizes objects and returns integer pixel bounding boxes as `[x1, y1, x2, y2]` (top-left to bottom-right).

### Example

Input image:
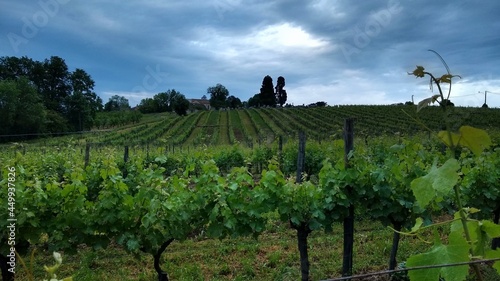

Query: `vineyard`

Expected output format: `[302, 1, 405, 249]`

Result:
[6, 105, 500, 148]
[1, 105, 500, 281]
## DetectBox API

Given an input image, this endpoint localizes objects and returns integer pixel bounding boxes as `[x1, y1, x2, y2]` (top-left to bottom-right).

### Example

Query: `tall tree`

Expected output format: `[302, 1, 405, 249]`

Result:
[275, 76, 287, 107]
[66, 68, 102, 131]
[154, 91, 172, 112]
[104, 95, 130, 111]
[0, 78, 46, 137]
[40, 56, 72, 113]
[207, 83, 229, 109]
[156, 89, 183, 112]
[247, 93, 261, 107]
[171, 93, 190, 116]
[226, 95, 242, 109]
[0, 55, 102, 137]
[138, 98, 159, 113]
[0, 56, 35, 80]
[259, 75, 276, 107]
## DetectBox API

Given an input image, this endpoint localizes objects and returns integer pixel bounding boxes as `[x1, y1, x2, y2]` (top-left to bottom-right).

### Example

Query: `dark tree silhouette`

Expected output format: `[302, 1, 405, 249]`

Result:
[207, 83, 229, 109]
[259, 75, 276, 107]
[171, 94, 190, 116]
[226, 95, 242, 109]
[248, 93, 261, 107]
[104, 95, 130, 111]
[275, 76, 287, 107]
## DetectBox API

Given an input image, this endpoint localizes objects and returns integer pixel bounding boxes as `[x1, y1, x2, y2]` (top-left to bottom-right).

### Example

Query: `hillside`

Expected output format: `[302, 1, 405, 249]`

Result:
[10, 105, 500, 147]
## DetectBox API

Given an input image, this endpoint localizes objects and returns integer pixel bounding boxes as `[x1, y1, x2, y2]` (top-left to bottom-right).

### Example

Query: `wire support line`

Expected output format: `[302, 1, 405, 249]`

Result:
[320, 257, 500, 281]
[0, 129, 112, 138]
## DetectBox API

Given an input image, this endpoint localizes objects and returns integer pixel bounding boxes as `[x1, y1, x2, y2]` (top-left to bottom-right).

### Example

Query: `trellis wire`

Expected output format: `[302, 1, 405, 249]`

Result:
[320, 257, 500, 281]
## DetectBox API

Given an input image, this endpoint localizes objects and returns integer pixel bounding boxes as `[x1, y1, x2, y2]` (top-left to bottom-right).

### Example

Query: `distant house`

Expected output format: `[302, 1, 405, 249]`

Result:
[188, 99, 211, 110]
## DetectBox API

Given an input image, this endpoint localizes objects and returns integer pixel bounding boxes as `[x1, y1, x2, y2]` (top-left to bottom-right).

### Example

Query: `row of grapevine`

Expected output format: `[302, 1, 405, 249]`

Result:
[228, 110, 245, 143]
[2, 132, 500, 280]
[4, 106, 500, 148]
[245, 109, 275, 143]
[183, 111, 209, 146]
[219, 110, 232, 145]
[236, 109, 259, 144]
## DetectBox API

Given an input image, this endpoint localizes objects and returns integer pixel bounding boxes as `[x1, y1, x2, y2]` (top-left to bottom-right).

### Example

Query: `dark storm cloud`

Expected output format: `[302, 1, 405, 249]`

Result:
[1, 0, 500, 107]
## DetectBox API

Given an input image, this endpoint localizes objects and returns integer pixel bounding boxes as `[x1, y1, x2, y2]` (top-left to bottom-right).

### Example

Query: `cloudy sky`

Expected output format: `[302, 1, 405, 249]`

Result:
[2, 0, 500, 107]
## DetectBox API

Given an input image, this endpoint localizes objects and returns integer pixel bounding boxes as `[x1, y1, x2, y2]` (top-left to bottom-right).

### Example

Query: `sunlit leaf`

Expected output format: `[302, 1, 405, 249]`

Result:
[438, 126, 491, 156]
[410, 65, 425, 78]
[411, 217, 424, 232]
[457, 126, 492, 156]
[437, 131, 461, 148]
[439, 74, 453, 83]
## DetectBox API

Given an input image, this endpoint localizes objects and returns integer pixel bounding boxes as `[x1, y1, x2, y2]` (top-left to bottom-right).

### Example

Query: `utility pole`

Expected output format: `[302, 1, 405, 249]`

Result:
[479, 91, 489, 108]
[411, 94, 414, 104]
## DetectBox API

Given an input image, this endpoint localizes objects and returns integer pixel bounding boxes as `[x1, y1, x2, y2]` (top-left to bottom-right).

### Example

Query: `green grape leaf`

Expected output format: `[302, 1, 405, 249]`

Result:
[411, 217, 424, 232]
[457, 126, 492, 156]
[481, 220, 500, 238]
[438, 126, 491, 156]
[450, 212, 483, 255]
[417, 95, 440, 112]
[437, 131, 461, 148]
[468, 207, 481, 214]
[439, 74, 453, 83]
[407, 232, 469, 281]
[410, 65, 425, 78]
[485, 249, 500, 275]
[410, 159, 460, 208]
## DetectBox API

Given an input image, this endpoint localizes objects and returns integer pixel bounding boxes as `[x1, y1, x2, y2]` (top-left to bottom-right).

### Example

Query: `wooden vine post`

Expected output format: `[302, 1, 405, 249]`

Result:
[343, 118, 355, 278]
[296, 131, 306, 183]
[84, 143, 90, 167]
[278, 135, 283, 170]
[293, 131, 313, 281]
[124, 145, 129, 163]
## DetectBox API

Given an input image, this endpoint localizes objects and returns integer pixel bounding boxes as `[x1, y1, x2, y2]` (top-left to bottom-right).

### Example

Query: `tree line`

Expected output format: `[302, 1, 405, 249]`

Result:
[0, 56, 149, 141]
[136, 75, 289, 114]
[0, 56, 102, 139]
[207, 75, 289, 110]
[136, 89, 190, 115]
[0, 55, 293, 140]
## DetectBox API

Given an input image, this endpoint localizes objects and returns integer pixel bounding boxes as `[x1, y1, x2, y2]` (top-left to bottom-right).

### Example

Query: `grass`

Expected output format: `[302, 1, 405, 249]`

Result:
[13, 217, 449, 281]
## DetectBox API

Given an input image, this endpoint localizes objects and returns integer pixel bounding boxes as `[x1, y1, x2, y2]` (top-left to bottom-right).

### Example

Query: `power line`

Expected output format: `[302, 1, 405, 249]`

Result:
[450, 93, 479, 98]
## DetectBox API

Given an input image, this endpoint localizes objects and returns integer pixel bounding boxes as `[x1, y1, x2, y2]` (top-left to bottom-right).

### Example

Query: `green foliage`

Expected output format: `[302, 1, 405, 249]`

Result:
[104, 95, 130, 111]
[0, 78, 46, 136]
[407, 232, 469, 281]
[171, 92, 190, 116]
[94, 110, 142, 129]
[18, 251, 73, 281]
[0, 55, 101, 137]
[247, 93, 261, 107]
[406, 51, 497, 281]
[214, 147, 245, 174]
[137, 89, 190, 115]
[411, 158, 460, 208]
[226, 95, 242, 109]
[208, 83, 229, 109]
[437, 126, 492, 156]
